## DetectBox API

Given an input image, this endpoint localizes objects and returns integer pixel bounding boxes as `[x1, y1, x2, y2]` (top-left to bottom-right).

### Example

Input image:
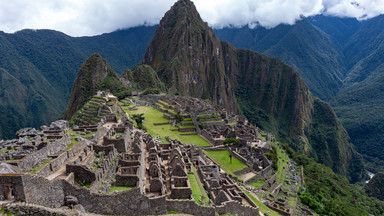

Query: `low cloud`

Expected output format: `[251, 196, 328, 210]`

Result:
[0, 0, 383, 36]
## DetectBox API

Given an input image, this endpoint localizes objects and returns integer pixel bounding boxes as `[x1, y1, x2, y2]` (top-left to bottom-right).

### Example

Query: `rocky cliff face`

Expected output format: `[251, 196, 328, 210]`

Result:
[143, 0, 365, 182]
[65, 53, 119, 120]
[143, 0, 238, 112]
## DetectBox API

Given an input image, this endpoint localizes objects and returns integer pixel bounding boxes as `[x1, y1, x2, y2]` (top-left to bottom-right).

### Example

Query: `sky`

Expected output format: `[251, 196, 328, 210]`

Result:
[0, 0, 383, 37]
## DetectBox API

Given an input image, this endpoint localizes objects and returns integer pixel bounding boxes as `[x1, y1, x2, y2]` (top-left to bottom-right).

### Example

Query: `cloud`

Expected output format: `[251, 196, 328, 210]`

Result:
[0, 0, 383, 36]
[323, 0, 384, 20]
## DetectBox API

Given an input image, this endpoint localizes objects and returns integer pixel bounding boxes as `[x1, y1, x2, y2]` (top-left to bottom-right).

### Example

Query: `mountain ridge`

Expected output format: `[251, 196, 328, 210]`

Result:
[142, 0, 365, 182]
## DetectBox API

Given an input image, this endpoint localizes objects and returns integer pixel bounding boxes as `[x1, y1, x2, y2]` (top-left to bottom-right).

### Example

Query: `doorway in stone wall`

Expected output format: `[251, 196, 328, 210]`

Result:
[3, 185, 15, 200]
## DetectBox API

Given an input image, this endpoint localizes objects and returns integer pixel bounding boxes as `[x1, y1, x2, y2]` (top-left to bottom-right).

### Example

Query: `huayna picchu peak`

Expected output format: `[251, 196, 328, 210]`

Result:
[0, 0, 383, 215]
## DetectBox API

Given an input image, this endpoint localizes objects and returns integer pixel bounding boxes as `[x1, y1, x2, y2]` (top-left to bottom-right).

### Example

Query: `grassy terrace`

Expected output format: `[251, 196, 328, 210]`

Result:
[202, 150, 247, 177]
[240, 187, 281, 216]
[248, 180, 265, 189]
[188, 165, 210, 206]
[106, 186, 134, 194]
[125, 106, 210, 147]
[274, 142, 289, 183]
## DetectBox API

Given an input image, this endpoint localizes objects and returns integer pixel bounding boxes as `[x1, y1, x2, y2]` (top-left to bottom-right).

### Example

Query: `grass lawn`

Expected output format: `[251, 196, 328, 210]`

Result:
[240, 187, 282, 216]
[126, 106, 210, 147]
[188, 165, 210, 206]
[106, 186, 134, 194]
[274, 142, 289, 183]
[203, 150, 247, 177]
[248, 180, 265, 189]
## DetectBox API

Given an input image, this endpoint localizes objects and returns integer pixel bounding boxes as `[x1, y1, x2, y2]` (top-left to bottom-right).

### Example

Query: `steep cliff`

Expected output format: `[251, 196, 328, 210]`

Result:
[143, 0, 238, 112]
[143, 0, 365, 182]
[65, 53, 129, 120]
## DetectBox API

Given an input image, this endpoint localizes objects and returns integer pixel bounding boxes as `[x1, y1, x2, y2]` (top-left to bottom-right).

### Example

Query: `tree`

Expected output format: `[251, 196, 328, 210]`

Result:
[223, 137, 240, 146]
[175, 111, 183, 124]
[132, 113, 145, 129]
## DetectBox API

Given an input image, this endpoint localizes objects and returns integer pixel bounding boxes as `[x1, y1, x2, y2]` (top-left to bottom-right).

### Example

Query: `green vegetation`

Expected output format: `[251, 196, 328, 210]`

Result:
[365, 172, 384, 201]
[240, 187, 281, 216]
[125, 106, 210, 146]
[106, 186, 134, 194]
[0, 207, 16, 216]
[203, 150, 247, 177]
[265, 146, 278, 170]
[123, 64, 166, 92]
[28, 157, 53, 174]
[223, 137, 240, 145]
[167, 210, 182, 214]
[188, 165, 209, 206]
[132, 113, 145, 129]
[247, 180, 265, 189]
[282, 144, 384, 216]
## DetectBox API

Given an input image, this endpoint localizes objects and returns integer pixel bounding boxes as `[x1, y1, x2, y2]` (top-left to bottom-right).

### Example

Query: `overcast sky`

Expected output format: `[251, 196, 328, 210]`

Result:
[0, 0, 383, 36]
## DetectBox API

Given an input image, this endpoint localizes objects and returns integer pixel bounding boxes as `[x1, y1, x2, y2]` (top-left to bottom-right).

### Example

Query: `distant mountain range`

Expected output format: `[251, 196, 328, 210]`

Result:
[0, 26, 156, 139]
[215, 14, 384, 172]
[1, 10, 384, 173]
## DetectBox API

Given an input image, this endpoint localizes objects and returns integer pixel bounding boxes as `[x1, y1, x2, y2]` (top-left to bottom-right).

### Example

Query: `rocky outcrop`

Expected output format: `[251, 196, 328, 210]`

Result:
[143, 0, 238, 113]
[143, 0, 365, 182]
[65, 53, 129, 120]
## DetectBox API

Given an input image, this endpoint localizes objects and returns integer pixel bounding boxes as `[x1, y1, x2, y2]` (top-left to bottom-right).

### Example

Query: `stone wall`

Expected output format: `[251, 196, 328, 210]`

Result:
[36, 140, 90, 177]
[66, 164, 96, 183]
[22, 174, 64, 208]
[63, 181, 167, 215]
[229, 148, 248, 166]
[0, 174, 25, 201]
[18, 135, 71, 171]
[216, 200, 259, 216]
[6, 202, 70, 216]
[166, 199, 215, 216]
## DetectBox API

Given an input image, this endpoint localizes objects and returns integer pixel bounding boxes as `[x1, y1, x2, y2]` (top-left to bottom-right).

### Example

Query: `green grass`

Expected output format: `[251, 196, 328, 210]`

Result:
[188, 165, 210, 206]
[203, 150, 247, 177]
[248, 180, 265, 188]
[28, 157, 53, 174]
[274, 142, 289, 183]
[240, 187, 281, 216]
[167, 210, 182, 214]
[125, 106, 210, 147]
[0, 148, 10, 154]
[106, 186, 134, 194]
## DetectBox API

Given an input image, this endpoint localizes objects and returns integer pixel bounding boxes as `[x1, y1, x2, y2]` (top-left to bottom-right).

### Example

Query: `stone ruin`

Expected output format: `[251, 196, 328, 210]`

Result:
[0, 94, 264, 215]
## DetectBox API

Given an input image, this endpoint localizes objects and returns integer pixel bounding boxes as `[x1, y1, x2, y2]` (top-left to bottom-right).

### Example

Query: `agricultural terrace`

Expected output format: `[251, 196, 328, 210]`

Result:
[124, 105, 210, 147]
[202, 150, 247, 177]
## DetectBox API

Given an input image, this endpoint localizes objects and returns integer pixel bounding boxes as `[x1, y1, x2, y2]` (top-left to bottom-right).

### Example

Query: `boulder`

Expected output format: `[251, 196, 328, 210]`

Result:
[49, 120, 69, 131]
[65, 196, 78, 206]
[15, 128, 38, 138]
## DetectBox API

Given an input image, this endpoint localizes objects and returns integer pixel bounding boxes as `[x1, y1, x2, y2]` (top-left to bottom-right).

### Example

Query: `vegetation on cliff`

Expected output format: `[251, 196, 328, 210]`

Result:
[141, 0, 364, 183]
[65, 53, 130, 120]
[365, 172, 384, 201]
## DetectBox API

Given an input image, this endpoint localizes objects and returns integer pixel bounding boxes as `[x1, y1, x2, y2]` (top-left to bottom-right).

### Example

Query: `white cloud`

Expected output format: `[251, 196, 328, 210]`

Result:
[0, 0, 383, 36]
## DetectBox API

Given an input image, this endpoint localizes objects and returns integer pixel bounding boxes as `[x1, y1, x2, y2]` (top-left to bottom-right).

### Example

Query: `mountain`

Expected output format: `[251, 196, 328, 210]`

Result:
[365, 172, 384, 201]
[214, 18, 345, 101]
[65, 53, 130, 120]
[214, 14, 384, 173]
[142, 0, 365, 182]
[142, 1, 238, 113]
[330, 15, 384, 172]
[0, 26, 156, 139]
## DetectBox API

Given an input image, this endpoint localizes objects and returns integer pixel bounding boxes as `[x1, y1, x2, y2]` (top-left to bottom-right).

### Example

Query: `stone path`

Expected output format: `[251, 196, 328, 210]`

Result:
[241, 172, 256, 182]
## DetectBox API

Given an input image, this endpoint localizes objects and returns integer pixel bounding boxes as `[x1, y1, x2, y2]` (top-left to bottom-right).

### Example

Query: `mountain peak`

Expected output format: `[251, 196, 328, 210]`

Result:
[143, 0, 237, 112]
[65, 53, 116, 120]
